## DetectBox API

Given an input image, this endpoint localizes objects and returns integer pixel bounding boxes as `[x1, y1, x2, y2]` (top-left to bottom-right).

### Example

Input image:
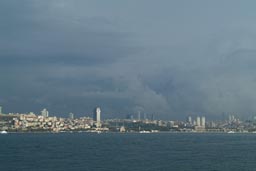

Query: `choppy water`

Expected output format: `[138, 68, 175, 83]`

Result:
[0, 133, 256, 171]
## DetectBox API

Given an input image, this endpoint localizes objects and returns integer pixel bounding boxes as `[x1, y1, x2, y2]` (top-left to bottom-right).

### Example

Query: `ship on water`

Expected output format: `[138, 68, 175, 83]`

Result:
[0, 130, 8, 134]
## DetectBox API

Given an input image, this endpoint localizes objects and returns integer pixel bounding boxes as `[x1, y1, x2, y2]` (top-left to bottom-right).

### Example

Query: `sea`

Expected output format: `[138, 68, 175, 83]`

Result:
[0, 133, 256, 171]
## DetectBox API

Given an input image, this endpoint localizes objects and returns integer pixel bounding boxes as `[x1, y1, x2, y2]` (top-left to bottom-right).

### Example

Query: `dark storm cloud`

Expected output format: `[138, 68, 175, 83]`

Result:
[0, 2, 137, 66]
[0, 0, 168, 118]
[2, 0, 256, 119]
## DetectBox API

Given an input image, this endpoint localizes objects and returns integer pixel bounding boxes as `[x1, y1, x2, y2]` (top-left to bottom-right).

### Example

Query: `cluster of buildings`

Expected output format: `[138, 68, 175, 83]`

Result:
[0, 106, 106, 132]
[12, 113, 94, 132]
[1, 105, 256, 133]
[186, 116, 206, 131]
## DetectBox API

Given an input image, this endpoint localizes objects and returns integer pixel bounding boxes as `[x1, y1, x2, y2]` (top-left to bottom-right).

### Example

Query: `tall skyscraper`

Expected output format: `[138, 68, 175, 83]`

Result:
[187, 116, 192, 124]
[138, 111, 141, 120]
[0, 106, 2, 114]
[201, 116, 206, 128]
[93, 107, 101, 128]
[144, 113, 147, 120]
[229, 114, 235, 122]
[41, 108, 49, 118]
[126, 114, 134, 120]
[93, 107, 101, 122]
[151, 114, 155, 121]
[196, 116, 201, 126]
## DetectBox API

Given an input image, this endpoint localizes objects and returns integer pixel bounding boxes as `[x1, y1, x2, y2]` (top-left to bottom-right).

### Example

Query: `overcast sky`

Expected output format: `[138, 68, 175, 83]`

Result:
[1, 0, 256, 119]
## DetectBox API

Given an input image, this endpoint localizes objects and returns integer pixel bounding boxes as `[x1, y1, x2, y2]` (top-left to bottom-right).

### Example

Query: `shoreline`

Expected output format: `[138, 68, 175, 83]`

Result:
[1, 131, 255, 134]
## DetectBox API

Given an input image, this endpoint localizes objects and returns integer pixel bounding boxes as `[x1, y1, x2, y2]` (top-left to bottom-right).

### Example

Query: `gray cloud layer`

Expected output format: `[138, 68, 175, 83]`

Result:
[1, 0, 256, 119]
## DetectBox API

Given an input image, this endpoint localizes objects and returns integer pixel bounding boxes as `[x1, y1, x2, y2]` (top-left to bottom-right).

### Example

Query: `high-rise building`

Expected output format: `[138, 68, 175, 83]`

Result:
[126, 114, 134, 120]
[93, 107, 101, 122]
[138, 111, 141, 120]
[196, 116, 201, 126]
[201, 116, 206, 128]
[229, 114, 235, 122]
[69, 113, 74, 120]
[193, 120, 197, 126]
[93, 107, 101, 128]
[41, 108, 49, 117]
[187, 116, 192, 124]
[0, 106, 2, 114]
[151, 114, 155, 121]
[144, 113, 147, 120]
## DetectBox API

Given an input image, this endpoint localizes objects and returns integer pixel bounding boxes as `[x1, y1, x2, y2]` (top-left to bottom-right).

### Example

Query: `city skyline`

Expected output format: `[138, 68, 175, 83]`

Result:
[0, 105, 248, 123]
[2, 1, 256, 119]
[1, 103, 255, 134]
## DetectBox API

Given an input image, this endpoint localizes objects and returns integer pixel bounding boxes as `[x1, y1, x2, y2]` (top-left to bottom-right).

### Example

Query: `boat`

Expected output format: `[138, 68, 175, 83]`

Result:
[139, 130, 151, 134]
[151, 130, 159, 133]
[227, 131, 235, 134]
[0, 130, 8, 134]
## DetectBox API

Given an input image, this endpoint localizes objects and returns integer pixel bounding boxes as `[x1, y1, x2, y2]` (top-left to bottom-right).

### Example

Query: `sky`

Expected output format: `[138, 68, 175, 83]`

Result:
[1, 0, 256, 119]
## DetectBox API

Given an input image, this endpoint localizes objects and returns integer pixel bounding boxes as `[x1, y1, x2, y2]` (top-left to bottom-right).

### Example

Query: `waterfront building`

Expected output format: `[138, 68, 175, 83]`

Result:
[168, 121, 175, 127]
[157, 120, 163, 126]
[0, 106, 2, 114]
[120, 126, 126, 132]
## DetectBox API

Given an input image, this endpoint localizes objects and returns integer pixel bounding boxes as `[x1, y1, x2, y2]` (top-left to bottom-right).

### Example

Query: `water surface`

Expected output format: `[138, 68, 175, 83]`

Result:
[0, 133, 255, 171]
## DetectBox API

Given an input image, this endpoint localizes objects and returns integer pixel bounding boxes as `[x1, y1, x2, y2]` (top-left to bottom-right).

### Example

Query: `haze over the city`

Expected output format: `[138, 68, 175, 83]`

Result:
[1, 0, 256, 119]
